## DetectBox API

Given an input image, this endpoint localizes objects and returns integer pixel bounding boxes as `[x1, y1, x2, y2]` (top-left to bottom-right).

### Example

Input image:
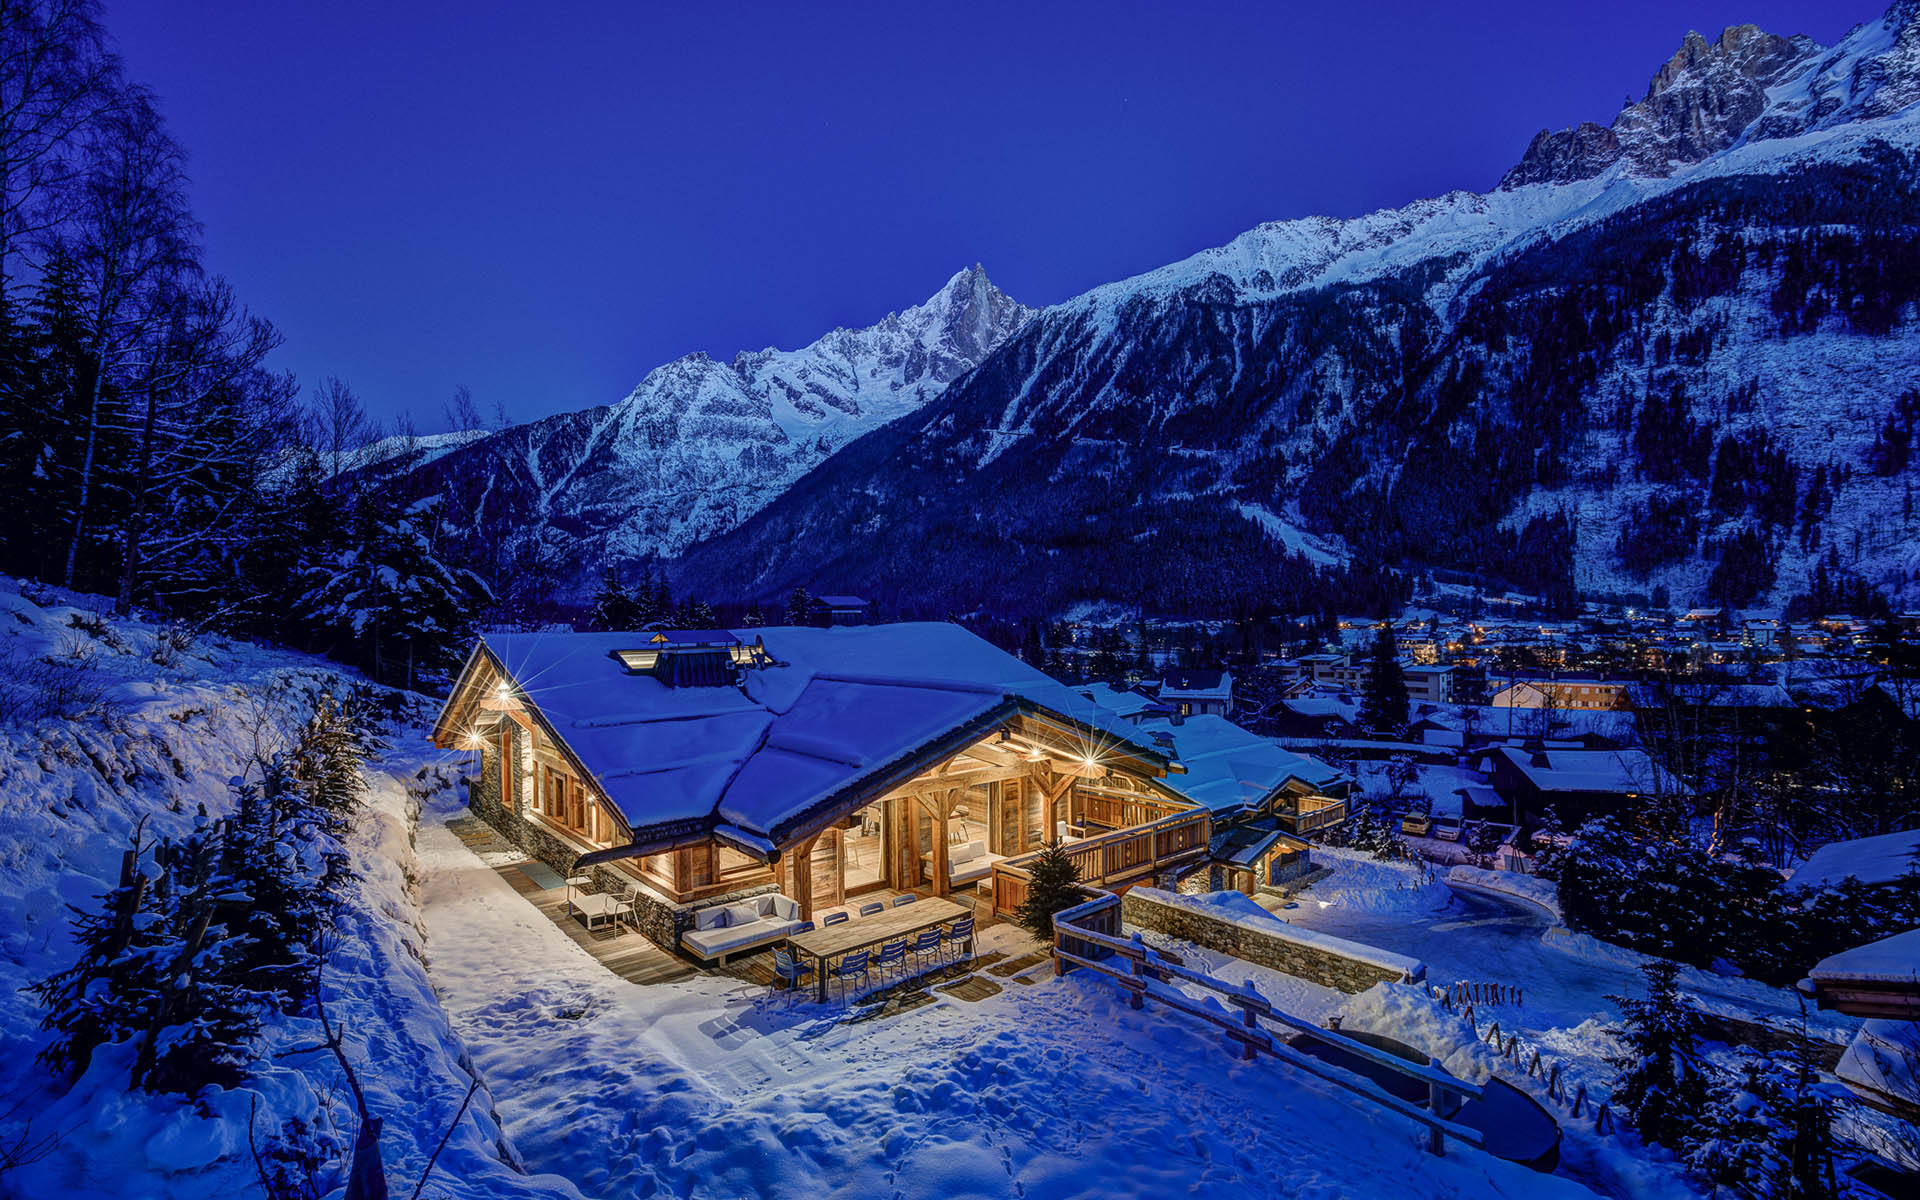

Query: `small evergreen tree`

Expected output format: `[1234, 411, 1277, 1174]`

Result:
[131, 815, 264, 1094]
[1606, 958, 1709, 1147]
[1012, 840, 1082, 943]
[1686, 1056, 1790, 1197]
[583, 567, 639, 631]
[1356, 622, 1409, 736]
[32, 821, 172, 1080]
[784, 584, 814, 626]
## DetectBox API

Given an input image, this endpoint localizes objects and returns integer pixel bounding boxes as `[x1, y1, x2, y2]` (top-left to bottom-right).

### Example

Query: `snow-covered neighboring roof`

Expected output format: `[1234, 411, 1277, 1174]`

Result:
[470, 624, 1169, 845]
[1282, 694, 1358, 720]
[1159, 668, 1232, 699]
[1807, 927, 1920, 986]
[1075, 683, 1164, 720]
[1491, 746, 1663, 795]
[1789, 828, 1920, 891]
[1139, 715, 1341, 814]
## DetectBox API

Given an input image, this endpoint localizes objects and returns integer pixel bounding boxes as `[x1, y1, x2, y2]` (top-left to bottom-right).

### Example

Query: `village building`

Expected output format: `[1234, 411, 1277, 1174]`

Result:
[804, 594, 871, 626]
[1471, 744, 1668, 826]
[1154, 667, 1233, 717]
[1488, 677, 1631, 711]
[432, 624, 1228, 961]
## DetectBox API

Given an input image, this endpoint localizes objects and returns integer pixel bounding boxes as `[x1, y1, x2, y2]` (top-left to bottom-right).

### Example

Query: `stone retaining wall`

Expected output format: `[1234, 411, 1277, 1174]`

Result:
[1122, 890, 1421, 993]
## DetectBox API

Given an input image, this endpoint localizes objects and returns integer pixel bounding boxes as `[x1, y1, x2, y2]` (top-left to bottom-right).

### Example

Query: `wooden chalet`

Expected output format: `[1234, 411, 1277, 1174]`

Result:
[431, 624, 1215, 953]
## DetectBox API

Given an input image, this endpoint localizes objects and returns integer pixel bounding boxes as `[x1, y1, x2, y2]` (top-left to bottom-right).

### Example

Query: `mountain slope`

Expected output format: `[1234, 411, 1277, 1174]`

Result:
[389, 266, 1030, 586]
[676, 3, 1920, 618]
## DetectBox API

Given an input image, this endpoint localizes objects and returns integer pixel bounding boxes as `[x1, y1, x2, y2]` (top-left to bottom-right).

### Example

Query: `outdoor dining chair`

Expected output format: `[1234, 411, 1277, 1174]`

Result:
[858, 901, 885, 917]
[823, 911, 850, 926]
[790, 920, 815, 936]
[873, 939, 907, 987]
[830, 950, 871, 1004]
[908, 928, 944, 975]
[892, 894, 917, 907]
[942, 916, 975, 965]
[771, 947, 813, 1005]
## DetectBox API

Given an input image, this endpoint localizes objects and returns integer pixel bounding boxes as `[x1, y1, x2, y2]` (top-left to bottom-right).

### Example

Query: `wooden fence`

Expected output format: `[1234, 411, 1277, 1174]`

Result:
[991, 808, 1210, 916]
[1049, 890, 1486, 1155]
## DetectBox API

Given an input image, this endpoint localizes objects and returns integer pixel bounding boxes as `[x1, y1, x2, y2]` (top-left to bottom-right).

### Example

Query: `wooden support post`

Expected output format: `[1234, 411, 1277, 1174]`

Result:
[1425, 1055, 1449, 1155]
[931, 789, 955, 898]
[1036, 762, 1057, 847]
[792, 832, 819, 920]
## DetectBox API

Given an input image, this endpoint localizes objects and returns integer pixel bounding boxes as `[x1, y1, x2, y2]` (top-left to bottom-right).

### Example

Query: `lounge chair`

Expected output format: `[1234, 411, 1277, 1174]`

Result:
[679, 894, 803, 965]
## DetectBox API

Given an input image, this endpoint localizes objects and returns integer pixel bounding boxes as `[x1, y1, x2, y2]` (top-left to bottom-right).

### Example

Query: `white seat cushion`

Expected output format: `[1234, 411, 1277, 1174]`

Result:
[692, 905, 727, 931]
[682, 917, 780, 958]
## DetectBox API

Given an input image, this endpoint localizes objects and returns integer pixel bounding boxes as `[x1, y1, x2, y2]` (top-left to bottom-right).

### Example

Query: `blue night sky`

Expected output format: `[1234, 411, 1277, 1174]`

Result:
[113, 1, 1874, 429]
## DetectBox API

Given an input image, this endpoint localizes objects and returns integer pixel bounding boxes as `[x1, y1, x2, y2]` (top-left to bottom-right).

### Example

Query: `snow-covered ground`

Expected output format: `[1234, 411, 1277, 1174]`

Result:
[414, 795, 1600, 1200]
[0, 580, 576, 1200]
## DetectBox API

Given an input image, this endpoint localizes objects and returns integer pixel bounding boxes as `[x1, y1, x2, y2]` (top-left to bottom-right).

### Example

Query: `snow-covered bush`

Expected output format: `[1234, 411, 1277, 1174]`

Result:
[1557, 816, 1920, 983]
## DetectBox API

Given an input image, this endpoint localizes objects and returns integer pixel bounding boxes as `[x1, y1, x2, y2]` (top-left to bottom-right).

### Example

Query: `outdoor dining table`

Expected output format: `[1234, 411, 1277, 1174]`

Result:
[787, 896, 972, 1002]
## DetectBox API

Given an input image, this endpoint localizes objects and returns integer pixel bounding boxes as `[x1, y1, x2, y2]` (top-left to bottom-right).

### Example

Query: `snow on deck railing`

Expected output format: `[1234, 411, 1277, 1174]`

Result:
[1048, 890, 1485, 1156]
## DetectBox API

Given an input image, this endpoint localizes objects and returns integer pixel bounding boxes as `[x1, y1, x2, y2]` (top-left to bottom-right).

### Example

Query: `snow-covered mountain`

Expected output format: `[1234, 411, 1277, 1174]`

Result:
[388, 266, 1030, 585]
[677, 2, 1920, 617]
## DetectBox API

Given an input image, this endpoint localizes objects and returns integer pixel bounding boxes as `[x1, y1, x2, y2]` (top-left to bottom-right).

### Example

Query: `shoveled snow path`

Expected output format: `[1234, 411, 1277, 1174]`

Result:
[415, 801, 1601, 1200]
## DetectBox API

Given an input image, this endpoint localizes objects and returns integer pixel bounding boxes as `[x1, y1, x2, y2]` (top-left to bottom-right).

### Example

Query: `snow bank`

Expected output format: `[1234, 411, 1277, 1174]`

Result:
[1299, 844, 1454, 915]
[1337, 982, 1499, 1083]
[1447, 864, 1563, 920]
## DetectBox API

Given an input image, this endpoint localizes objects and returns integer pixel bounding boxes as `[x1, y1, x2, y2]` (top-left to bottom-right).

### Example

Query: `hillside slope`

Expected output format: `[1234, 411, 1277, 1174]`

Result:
[0, 582, 576, 1200]
[676, 3, 1920, 617]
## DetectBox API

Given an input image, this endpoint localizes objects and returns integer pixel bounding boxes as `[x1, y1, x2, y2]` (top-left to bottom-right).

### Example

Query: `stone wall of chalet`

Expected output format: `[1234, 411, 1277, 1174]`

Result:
[1121, 890, 1420, 993]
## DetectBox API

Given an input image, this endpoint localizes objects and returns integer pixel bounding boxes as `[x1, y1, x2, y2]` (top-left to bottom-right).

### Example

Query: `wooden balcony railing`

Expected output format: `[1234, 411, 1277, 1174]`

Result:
[1279, 794, 1346, 835]
[991, 807, 1210, 916]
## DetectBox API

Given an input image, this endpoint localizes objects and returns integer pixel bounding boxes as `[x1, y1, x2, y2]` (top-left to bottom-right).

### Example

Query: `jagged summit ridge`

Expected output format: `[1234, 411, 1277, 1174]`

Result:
[390, 267, 1031, 579]
[1502, 0, 1920, 187]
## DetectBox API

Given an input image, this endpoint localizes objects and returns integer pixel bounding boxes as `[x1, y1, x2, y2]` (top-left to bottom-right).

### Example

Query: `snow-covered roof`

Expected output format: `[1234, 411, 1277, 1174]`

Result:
[1790, 828, 1920, 892]
[1075, 683, 1164, 720]
[469, 624, 1169, 845]
[1140, 714, 1342, 814]
[1492, 746, 1663, 795]
[1807, 927, 1920, 986]
[1159, 668, 1231, 699]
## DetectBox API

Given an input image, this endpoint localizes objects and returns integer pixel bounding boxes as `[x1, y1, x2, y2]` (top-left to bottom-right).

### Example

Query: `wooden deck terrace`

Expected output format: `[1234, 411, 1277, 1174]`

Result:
[447, 815, 1035, 1008]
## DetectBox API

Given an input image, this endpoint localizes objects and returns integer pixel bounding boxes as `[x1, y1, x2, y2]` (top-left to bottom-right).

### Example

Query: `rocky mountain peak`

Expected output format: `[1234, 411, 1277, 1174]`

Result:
[1502, 20, 1815, 188]
[1496, 0, 1920, 191]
